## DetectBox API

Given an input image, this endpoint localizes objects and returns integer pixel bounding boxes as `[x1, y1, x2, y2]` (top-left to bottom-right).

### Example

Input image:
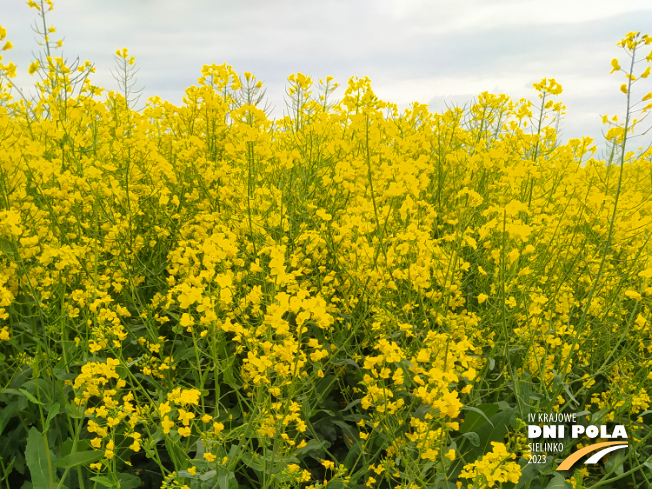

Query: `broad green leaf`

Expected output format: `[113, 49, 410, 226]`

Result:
[116, 472, 141, 489]
[462, 432, 480, 447]
[515, 462, 544, 489]
[0, 402, 18, 437]
[0, 388, 23, 397]
[461, 408, 516, 470]
[341, 398, 362, 412]
[199, 470, 217, 481]
[544, 473, 571, 488]
[25, 427, 52, 489]
[604, 446, 626, 476]
[19, 388, 43, 406]
[460, 403, 499, 434]
[332, 420, 359, 448]
[90, 476, 116, 488]
[218, 471, 237, 489]
[293, 438, 329, 456]
[331, 359, 360, 370]
[54, 450, 103, 469]
[241, 452, 264, 472]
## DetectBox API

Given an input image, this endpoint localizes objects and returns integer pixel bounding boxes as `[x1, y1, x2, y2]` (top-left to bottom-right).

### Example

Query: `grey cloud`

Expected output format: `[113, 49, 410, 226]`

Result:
[2, 0, 651, 151]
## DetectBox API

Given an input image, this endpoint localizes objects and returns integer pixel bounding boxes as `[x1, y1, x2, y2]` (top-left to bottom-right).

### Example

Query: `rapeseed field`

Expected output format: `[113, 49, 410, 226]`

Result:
[1, 2, 652, 488]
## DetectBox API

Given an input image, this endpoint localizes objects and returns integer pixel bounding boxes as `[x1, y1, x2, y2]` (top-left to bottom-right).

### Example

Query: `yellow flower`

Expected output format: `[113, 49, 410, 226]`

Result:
[610, 58, 621, 73]
[178, 409, 195, 426]
[161, 416, 174, 434]
[421, 449, 439, 461]
[104, 440, 115, 460]
[2, 41, 12, 51]
[178, 426, 191, 437]
[159, 401, 171, 417]
[203, 453, 216, 462]
[180, 313, 194, 328]
[28, 60, 40, 75]
[179, 388, 201, 405]
[460, 442, 521, 486]
[477, 293, 489, 304]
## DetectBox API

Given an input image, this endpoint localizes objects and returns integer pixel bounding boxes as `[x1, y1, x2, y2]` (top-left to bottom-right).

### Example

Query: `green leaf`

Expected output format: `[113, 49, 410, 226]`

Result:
[165, 438, 187, 471]
[54, 450, 103, 469]
[59, 439, 74, 460]
[544, 473, 571, 488]
[561, 382, 579, 407]
[44, 403, 60, 433]
[25, 427, 52, 489]
[116, 472, 141, 489]
[293, 438, 329, 457]
[90, 476, 116, 488]
[241, 452, 264, 472]
[461, 408, 516, 469]
[331, 359, 360, 370]
[64, 404, 84, 419]
[332, 420, 360, 449]
[342, 440, 362, 472]
[460, 403, 499, 434]
[604, 446, 626, 476]
[462, 432, 480, 447]
[341, 399, 362, 412]
[0, 402, 18, 437]
[218, 471, 237, 489]
[515, 462, 545, 489]
[199, 470, 217, 481]
[0, 388, 23, 397]
[19, 388, 43, 406]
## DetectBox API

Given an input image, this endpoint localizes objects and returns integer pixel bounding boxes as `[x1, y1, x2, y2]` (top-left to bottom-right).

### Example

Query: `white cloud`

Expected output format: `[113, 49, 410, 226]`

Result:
[2, 0, 651, 151]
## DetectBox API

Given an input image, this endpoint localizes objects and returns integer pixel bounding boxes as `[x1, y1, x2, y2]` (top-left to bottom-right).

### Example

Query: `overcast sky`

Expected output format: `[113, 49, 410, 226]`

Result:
[2, 0, 652, 155]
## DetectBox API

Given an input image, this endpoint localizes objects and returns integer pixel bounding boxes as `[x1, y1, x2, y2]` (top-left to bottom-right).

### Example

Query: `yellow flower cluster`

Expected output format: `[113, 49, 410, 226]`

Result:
[1, 8, 652, 488]
[459, 442, 521, 488]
